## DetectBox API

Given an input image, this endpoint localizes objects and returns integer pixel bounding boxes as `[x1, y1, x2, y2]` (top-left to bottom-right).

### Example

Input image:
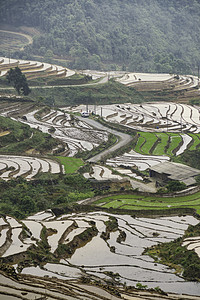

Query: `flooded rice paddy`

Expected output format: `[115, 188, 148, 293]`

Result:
[0, 211, 200, 296]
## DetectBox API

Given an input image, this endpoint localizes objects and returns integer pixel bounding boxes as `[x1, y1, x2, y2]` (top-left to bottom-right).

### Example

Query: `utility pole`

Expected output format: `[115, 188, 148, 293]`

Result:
[94, 103, 96, 115]
[166, 114, 168, 132]
[180, 116, 182, 133]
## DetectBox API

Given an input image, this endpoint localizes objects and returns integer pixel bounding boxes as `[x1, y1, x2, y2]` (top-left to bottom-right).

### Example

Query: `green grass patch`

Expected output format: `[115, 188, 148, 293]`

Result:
[56, 156, 84, 173]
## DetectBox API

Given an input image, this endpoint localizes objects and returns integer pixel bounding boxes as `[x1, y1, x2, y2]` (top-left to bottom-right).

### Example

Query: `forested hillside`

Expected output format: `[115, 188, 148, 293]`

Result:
[0, 0, 200, 73]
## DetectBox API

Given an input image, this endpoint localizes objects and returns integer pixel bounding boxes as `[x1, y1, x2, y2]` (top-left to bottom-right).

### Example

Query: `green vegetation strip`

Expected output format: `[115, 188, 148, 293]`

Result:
[145, 223, 200, 281]
[0, 115, 59, 154]
[188, 133, 200, 151]
[93, 192, 200, 214]
[56, 156, 84, 173]
[166, 133, 182, 156]
[139, 132, 157, 154]
[134, 135, 146, 153]
[133, 132, 200, 157]
[153, 133, 169, 155]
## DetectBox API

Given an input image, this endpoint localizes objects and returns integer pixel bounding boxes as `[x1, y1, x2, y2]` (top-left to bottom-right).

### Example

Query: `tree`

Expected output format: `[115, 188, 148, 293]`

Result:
[20, 195, 36, 214]
[6, 67, 31, 95]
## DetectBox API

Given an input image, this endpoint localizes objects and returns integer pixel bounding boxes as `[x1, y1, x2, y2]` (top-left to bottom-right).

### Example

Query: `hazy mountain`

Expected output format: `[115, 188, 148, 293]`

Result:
[1, 0, 200, 73]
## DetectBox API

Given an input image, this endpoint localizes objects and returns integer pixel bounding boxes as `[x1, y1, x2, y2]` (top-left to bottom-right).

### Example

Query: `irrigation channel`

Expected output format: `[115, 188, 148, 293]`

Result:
[76, 116, 133, 163]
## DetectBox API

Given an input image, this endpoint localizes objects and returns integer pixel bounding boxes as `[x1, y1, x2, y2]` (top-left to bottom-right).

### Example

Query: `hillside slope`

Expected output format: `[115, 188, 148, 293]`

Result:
[0, 0, 200, 73]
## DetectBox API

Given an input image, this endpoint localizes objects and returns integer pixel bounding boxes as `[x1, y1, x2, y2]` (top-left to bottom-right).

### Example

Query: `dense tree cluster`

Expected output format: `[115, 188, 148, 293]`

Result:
[1, 0, 200, 73]
[0, 174, 95, 218]
[6, 67, 30, 95]
[178, 149, 200, 171]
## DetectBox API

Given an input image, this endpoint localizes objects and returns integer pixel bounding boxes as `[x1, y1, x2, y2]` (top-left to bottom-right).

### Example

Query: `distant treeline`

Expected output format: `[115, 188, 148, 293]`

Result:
[1, 0, 200, 73]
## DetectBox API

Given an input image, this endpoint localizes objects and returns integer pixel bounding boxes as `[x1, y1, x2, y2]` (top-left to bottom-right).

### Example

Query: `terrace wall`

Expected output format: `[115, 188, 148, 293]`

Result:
[149, 169, 169, 183]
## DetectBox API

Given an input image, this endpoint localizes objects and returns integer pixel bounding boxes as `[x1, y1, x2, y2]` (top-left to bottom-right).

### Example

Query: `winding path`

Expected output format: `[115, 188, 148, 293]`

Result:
[76, 116, 133, 162]
[0, 76, 108, 90]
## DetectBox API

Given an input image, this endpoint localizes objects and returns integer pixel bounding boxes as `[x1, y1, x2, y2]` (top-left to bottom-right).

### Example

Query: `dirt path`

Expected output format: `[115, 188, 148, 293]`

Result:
[0, 79, 108, 89]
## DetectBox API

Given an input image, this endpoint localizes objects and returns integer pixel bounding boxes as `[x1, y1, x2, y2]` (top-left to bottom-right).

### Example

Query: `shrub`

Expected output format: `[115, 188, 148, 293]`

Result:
[166, 180, 186, 192]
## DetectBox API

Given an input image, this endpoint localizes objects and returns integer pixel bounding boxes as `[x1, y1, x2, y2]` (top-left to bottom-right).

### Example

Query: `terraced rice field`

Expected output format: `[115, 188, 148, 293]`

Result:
[0, 57, 75, 79]
[116, 73, 199, 92]
[0, 273, 120, 300]
[71, 102, 200, 134]
[183, 236, 200, 258]
[133, 132, 199, 157]
[0, 103, 108, 157]
[153, 132, 169, 155]
[84, 165, 123, 181]
[93, 192, 200, 214]
[0, 155, 62, 180]
[166, 133, 182, 156]
[188, 133, 200, 150]
[0, 211, 199, 296]
[106, 151, 170, 171]
[138, 132, 158, 154]
[117, 72, 174, 85]
[0, 31, 31, 52]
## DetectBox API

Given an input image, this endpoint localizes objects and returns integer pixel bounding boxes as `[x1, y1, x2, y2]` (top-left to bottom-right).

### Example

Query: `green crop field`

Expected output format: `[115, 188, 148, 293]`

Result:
[152, 133, 169, 155]
[93, 192, 200, 214]
[188, 133, 200, 150]
[133, 132, 197, 157]
[56, 156, 84, 173]
[134, 135, 146, 153]
[166, 133, 182, 156]
[139, 132, 157, 154]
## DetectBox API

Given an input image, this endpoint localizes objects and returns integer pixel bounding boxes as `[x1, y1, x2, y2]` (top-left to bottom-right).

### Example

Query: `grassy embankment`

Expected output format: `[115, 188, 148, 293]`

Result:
[0, 115, 60, 155]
